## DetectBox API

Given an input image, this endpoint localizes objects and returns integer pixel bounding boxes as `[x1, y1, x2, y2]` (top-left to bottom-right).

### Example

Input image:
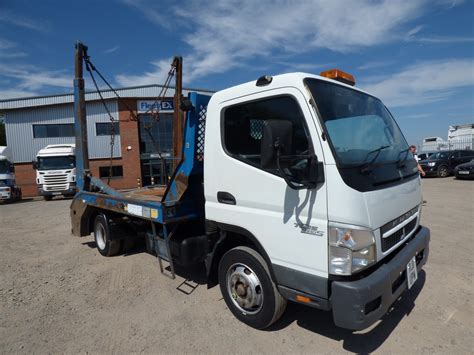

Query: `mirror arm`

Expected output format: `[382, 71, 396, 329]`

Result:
[276, 147, 308, 190]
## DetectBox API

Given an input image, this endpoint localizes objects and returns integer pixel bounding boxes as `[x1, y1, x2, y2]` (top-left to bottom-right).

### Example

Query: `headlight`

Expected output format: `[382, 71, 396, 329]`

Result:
[428, 162, 436, 167]
[329, 223, 376, 275]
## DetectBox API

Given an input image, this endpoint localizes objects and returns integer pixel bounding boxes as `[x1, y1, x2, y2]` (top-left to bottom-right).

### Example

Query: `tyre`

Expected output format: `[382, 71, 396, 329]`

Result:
[218, 246, 287, 329]
[43, 195, 53, 201]
[93, 214, 121, 257]
[437, 165, 449, 177]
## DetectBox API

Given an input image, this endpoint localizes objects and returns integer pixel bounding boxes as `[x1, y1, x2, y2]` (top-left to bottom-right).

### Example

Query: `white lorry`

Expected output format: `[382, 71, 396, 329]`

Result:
[34, 144, 76, 200]
[71, 47, 430, 330]
[0, 146, 22, 202]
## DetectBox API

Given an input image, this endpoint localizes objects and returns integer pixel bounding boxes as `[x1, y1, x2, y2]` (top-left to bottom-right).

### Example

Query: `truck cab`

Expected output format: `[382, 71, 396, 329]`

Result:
[0, 146, 22, 202]
[34, 144, 76, 200]
[203, 71, 429, 329]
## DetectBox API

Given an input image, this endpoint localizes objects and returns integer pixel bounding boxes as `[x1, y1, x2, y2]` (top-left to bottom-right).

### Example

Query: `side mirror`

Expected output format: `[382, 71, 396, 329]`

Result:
[261, 119, 293, 169]
[32, 160, 38, 170]
[10, 165, 15, 173]
[302, 156, 324, 186]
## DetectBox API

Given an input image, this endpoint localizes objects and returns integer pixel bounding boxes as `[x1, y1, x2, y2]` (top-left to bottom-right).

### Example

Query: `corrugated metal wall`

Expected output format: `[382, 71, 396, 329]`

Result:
[5, 100, 121, 163]
[0, 85, 214, 110]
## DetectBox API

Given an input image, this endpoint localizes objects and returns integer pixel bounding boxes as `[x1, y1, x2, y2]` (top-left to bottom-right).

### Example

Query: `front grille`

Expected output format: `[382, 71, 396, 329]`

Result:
[43, 174, 68, 191]
[382, 217, 417, 252]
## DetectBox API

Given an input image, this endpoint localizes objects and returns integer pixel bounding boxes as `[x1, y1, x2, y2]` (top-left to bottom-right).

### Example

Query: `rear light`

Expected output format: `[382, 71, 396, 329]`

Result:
[320, 69, 355, 86]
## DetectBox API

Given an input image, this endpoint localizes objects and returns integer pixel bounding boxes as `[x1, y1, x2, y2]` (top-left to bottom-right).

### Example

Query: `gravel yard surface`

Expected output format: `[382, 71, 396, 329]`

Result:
[0, 178, 473, 354]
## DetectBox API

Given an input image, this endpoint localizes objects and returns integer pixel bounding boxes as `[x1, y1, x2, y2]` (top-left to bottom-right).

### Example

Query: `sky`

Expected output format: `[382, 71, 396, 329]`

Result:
[0, 0, 473, 144]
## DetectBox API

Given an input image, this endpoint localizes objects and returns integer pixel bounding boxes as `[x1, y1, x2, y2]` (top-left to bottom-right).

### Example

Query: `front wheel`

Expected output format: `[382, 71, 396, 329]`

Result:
[43, 195, 53, 201]
[437, 165, 449, 177]
[218, 246, 287, 329]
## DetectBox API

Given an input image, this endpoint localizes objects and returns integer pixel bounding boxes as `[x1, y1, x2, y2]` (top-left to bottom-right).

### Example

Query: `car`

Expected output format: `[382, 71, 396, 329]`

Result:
[454, 159, 474, 179]
[419, 150, 474, 177]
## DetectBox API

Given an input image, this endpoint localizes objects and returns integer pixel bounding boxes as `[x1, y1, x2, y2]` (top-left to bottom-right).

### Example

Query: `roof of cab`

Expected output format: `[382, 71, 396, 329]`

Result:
[37, 144, 76, 156]
[211, 72, 374, 104]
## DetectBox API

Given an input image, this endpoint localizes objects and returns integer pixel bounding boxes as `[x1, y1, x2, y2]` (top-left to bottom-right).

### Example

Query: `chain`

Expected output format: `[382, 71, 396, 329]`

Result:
[82, 50, 177, 186]
[84, 57, 117, 184]
[141, 65, 176, 121]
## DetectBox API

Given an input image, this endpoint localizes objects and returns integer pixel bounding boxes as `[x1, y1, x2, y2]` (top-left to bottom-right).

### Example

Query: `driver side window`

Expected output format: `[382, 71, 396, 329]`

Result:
[222, 95, 310, 179]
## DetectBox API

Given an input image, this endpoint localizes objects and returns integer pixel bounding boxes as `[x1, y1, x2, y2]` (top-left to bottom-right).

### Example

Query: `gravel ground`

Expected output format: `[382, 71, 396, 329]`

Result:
[0, 178, 473, 354]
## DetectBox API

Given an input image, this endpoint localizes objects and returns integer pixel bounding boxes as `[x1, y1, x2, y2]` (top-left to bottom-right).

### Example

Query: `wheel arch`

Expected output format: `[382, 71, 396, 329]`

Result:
[70, 198, 102, 237]
[206, 222, 277, 288]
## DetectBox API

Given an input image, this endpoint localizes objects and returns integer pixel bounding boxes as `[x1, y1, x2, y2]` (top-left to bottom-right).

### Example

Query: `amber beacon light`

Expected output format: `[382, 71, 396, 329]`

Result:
[320, 69, 356, 86]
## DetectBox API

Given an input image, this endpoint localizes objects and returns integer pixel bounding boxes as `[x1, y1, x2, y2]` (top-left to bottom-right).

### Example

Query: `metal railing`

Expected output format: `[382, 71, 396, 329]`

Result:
[419, 137, 474, 152]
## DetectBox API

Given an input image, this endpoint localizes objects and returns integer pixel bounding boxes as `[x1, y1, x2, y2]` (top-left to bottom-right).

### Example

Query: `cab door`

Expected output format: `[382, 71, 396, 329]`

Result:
[204, 87, 329, 285]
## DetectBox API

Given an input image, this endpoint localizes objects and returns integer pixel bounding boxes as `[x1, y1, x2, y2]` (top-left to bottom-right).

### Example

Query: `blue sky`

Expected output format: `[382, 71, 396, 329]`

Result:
[0, 0, 473, 145]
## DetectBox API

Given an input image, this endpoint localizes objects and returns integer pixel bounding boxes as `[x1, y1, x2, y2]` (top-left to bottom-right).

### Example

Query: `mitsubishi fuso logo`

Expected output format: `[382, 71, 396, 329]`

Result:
[391, 208, 417, 229]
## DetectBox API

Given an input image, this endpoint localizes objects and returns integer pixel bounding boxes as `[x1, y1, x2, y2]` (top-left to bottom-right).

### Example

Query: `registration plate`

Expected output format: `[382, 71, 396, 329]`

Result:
[458, 171, 469, 175]
[52, 192, 61, 195]
[407, 256, 418, 289]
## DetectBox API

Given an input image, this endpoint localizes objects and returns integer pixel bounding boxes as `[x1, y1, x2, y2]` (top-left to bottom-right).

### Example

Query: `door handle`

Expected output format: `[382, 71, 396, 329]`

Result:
[217, 191, 236, 205]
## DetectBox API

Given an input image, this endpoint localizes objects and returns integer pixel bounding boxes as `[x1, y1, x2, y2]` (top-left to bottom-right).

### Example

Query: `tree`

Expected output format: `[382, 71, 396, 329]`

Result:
[0, 123, 6, 146]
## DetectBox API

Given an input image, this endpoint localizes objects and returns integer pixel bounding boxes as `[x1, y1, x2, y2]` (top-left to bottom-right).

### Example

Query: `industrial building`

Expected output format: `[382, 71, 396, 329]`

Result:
[421, 123, 474, 152]
[0, 85, 213, 196]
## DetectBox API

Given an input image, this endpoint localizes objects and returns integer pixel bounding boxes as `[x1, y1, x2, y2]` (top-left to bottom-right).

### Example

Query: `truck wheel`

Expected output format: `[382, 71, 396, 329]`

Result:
[44, 195, 53, 201]
[218, 246, 287, 329]
[437, 165, 449, 177]
[94, 214, 121, 257]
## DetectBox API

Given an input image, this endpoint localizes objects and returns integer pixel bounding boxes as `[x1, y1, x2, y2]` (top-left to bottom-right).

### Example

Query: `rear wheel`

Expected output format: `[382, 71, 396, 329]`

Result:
[218, 246, 287, 329]
[437, 165, 449, 177]
[94, 214, 121, 256]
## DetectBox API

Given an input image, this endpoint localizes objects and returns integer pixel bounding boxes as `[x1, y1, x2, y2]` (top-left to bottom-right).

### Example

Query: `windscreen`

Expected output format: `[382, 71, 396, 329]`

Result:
[0, 160, 10, 174]
[306, 79, 408, 165]
[305, 78, 418, 191]
[429, 152, 450, 160]
[37, 156, 75, 170]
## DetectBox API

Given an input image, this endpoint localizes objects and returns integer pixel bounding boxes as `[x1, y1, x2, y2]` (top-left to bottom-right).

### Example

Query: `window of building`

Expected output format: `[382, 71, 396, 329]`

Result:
[223, 95, 310, 179]
[96, 122, 120, 136]
[138, 114, 173, 154]
[99, 165, 123, 179]
[33, 124, 74, 138]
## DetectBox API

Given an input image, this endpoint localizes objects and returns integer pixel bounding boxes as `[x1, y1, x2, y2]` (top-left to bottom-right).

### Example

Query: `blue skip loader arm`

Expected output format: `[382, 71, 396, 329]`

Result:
[72, 41, 211, 224]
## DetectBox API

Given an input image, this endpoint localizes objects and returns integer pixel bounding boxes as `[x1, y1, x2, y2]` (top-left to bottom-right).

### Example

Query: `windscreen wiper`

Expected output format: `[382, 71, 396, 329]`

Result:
[397, 148, 410, 169]
[360, 145, 390, 173]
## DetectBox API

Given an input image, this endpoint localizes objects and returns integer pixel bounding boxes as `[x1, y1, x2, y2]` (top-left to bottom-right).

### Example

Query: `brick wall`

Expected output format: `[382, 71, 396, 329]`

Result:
[117, 99, 142, 188]
[14, 162, 37, 197]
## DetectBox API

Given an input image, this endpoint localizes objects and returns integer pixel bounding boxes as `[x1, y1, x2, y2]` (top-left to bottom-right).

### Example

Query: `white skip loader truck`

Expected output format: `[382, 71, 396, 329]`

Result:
[34, 144, 76, 201]
[0, 146, 22, 203]
[70, 43, 429, 330]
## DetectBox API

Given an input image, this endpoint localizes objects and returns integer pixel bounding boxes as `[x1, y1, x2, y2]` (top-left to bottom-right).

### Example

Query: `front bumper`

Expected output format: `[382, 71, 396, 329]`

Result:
[0, 191, 11, 200]
[331, 226, 430, 330]
[455, 170, 474, 178]
[39, 183, 76, 197]
[420, 166, 439, 176]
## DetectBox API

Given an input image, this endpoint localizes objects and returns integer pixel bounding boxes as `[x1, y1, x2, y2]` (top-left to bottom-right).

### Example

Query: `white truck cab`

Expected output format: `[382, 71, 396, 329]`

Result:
[0, 146, 22, 202]
[203, 70, 429, 329]
[34, 144, 76, 200]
